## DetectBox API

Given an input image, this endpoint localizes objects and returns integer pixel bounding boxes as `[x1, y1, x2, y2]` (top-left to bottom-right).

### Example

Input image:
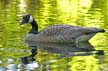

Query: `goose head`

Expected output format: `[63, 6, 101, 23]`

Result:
[20, 14, 34, 25]
[20, 14, 38, 34]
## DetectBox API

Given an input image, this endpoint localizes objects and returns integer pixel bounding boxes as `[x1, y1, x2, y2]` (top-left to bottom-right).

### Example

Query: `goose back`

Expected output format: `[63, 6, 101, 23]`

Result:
[25, 24, 103, 43]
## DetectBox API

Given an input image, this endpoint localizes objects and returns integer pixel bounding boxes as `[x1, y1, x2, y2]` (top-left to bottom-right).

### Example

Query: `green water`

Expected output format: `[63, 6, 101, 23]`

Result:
[0, 0, 108, 71]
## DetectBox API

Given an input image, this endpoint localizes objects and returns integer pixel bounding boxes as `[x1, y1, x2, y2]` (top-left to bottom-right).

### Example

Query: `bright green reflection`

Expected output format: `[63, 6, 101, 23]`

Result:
[0, 0, 108, 71]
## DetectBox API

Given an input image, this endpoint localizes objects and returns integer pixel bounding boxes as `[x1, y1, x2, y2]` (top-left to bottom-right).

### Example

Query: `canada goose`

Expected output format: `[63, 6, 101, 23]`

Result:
[20, 14, 105, 43]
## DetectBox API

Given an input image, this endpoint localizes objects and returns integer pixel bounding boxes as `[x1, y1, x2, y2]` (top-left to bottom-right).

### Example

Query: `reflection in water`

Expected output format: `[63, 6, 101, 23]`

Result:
[0, 42, 103, 71]
[26, 41, 104, 56]
[20, 49, 37, 64]
[17, 41, 104, 71]
[26, 42, 95, 56]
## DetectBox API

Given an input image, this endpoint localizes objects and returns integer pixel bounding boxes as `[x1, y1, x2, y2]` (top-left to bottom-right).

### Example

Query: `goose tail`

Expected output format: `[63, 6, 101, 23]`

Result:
[98, 29, 105, 33]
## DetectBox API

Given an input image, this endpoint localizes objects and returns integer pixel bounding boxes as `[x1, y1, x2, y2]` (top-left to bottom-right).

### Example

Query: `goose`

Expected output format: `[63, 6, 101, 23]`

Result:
[20, 14, 105, 43]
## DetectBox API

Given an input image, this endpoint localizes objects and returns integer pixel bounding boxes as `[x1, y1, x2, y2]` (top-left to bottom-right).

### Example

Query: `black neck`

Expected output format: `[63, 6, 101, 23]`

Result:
[29, 20, 38, 34]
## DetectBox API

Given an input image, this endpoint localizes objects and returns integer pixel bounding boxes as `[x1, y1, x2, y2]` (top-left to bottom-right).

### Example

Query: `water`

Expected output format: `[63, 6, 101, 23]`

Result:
[0, 0, 108, 71]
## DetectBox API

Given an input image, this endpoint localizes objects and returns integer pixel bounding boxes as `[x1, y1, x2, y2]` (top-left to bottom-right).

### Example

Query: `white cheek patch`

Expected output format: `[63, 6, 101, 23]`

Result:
[28, 16, 33, 23]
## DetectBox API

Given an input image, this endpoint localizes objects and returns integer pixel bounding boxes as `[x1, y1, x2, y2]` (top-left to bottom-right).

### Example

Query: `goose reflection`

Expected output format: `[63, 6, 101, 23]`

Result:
[26, 42, 96, 56]
[20, 42, 104, 65]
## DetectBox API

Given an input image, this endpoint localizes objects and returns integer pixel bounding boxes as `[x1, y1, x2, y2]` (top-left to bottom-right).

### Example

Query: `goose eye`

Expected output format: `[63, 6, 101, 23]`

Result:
[23, 16, 29, 23]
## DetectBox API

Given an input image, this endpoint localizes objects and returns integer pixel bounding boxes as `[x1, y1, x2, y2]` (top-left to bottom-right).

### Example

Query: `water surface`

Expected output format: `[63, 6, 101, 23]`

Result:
[0, 0, 108, 71]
